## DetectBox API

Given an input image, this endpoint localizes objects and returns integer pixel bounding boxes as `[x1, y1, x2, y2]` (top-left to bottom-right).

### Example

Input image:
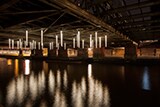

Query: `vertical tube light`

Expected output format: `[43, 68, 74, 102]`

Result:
[49, 42, 51, 50]
[38, 42, 41, 50]
[17, 41, 19, 49]
[95, 32, 98, 48]
[73, 38, 75, 48]
[34, 41, 37, 49]
[51, 42, 54, 49]
[9, 38, 11, 49]
[90, 34, 92, 48]
[60, 31, 63, 47]
[64, 43, 66, 50]
[41, 29, 43, 49]
[26, 30, 28, 46]
[12, 39, 14, 49]
[82, 39, 84, 49]
[99, 37, 101, 48]
[105, 35, 108, 48]
[56, 35, 58, 48]
[76, 31, 80, 48]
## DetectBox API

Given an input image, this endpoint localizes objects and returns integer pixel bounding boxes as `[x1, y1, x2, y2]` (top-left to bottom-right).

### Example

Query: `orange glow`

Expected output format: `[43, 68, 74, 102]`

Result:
[114, 48, 125, 57]
[67, 48, 77, 57]
[43, 48, 48, 56]
[22, 50, 31, 56]
[103, 48, 125, 57]
[88, 48, 93, 58]
[7, 59, 12, 65]
[0, 50, 19, 56]
[43, 61, 48, 74]
[14, 59, 19, 77]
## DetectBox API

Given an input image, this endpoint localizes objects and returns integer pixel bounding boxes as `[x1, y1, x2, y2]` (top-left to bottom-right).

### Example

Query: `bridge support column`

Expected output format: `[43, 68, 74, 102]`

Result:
[48, 49, 57, 57]
[124, 43, 137, 60]
[77, 48, 88, 59]
[31, 49, 43, 57]
[93, 48, 104, 58]
[58, 47, 68, 58]
[19, 49, 23, 57]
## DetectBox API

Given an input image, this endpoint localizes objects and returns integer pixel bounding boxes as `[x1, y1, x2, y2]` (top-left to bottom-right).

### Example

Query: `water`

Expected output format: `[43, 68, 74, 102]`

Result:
[0, 58, 160, 107]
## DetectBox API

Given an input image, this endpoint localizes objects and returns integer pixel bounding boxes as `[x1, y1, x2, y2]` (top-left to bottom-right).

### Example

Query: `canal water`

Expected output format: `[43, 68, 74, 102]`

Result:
[0, 58, 160, 107]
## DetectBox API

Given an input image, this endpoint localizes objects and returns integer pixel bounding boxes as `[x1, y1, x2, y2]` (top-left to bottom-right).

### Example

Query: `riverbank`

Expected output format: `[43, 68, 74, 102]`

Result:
[1, 55, 160, 65]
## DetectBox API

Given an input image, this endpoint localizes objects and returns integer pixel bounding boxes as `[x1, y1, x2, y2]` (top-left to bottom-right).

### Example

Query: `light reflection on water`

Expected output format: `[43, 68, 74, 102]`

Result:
[1, 58, 159, 107]
[6, 60, 110, 107]
[49, 70, 55, 95]
[25, 60, 30, 75]
[14, 59, 19, 77]
[87, 64, 110, 107]
[142, 66, 151, 90]
[71, 64, 110, 107]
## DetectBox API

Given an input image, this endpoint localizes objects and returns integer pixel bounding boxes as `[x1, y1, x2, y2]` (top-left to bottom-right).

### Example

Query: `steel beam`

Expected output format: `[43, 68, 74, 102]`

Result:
[113, 12, 160, 22]
[50, 0, 126, 39]
[0, 0, 20, 11]
[128, 29, 160, 33]
[0, 10, 57, 15]
[118, 19, 160, 27]
[120, 25, 160, 31]
[131, 32, 160, 40]
[107, 1, 160, 14]
[4, 12, 61, 28]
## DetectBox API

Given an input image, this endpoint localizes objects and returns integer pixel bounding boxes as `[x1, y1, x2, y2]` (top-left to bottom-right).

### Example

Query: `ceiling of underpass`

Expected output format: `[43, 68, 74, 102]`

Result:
[0, 0, 159, 48]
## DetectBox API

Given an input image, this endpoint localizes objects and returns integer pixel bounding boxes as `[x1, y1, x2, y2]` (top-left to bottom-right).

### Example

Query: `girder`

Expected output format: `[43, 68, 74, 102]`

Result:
[107, 0, 160, 14]
[50, 0, 127, 39]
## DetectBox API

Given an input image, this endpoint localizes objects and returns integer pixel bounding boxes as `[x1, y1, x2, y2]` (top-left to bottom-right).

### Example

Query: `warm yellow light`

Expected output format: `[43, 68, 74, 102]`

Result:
[22, 50, 31, 56]
[7, 59, 12, 65]
[43, 61, 48, 74]
[43, 48, 48, 56]
[67, 48, 77, 57]
[14, 59, 19, 77]
[88, 48, 92, 51]
[88, 48, 93, 58]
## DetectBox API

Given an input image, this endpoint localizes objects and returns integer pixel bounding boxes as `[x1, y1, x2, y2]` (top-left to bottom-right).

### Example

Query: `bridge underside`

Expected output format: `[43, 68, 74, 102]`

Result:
[0, 0, 159, 48]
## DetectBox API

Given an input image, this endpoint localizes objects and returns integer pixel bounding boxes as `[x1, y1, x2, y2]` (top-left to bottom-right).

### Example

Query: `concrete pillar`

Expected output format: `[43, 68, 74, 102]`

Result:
[58, 47, 68, 58]
[31, 50, 35, 56]
[93, 48, 104, 58]
[77, 48, 88, 58]
[140, 48, 156, 56]
[103, 47, 112, 57]
[31, 49, 43, 57]
[124, 43, 137, 60]
[19, 49, 23, 57]
[48, 49, 57, 57]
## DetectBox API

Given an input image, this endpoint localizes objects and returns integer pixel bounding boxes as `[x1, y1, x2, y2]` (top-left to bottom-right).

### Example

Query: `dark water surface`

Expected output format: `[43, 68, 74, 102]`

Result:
[0, 58, 160, 107]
